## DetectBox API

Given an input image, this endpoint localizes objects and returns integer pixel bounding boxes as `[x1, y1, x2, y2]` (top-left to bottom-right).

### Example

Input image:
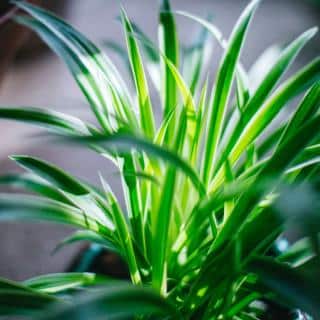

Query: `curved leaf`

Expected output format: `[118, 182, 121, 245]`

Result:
[0, 173, 72, 204]
[0, 194, 111, 237]
[24, 273, 108, 293]
[10, 155, 89, 196]
[63, 133, 206, 195]
[53, 230, 118, 255]
[13, 1, 137, 131]
[0, 107, 90, 134]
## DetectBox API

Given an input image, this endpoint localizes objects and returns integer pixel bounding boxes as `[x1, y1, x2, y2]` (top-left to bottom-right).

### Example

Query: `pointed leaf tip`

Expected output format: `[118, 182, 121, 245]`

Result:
[9, 155, 89, 196]
[306, 26, 318, 37]
[240, 0, 261, 20]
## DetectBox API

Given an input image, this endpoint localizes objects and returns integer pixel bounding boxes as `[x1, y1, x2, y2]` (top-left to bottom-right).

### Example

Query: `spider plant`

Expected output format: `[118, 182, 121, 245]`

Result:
[0, 0, 320, 319]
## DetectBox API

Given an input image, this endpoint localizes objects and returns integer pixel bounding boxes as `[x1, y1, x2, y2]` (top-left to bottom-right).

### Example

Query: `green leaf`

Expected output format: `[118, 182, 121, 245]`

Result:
[123, 24, 198, 147]
[209, 57, 320, 192]
[180, 179, 252, 254]
[259, 114, 320, 178]
[162, 55, 197, 141]
[103, 40, 132, 78]
[130, 21, 159, 63]
[182, 20, 212, 95]
[0, 291, 58, 316]
[152, 108, 189, 295]
[0, 107, 90, 134]
[35, 284, 179, 320]
[279, 237, 315, 267]
[159, 0, 179, 141]
[190, 79, 208, 166]
[235, 67, 251, 111]
[10, 155, 89, 196]
[24, 273, 107, 293]
[119, 19, 161, 91]
[0, 173, 72, 204]
[152, 166, 177, 294]
[175, 11, 226, 49]
[215, 114, 320, 251]
[121, 8, 155, 138]
[132, 23, 161, 92]
[154, 108, 176, 146]
[244, 28, 317, 118]
[202, 0, 260, 186]
[0, 278, 58, 315]
[249, 44, 282, 91]
[99, 174, 142, 285]
[119, 154, 146, 276]
[14, 15, 111, 132]
[174, 10, 251, 145]
[53, 230, 118, 255]
[129, 23, 198, 145]
[247, 256, 320, 319]
[223, 159, 236, 221]
[218, 28, 318, 171]
[14, 1, 137, 132]
[278, 81, 320, 147]
[0, 194, 111, 236]
[236, 57, 320, 166]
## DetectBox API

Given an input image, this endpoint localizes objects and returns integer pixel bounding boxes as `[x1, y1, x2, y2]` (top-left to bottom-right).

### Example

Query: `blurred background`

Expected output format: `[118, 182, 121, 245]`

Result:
[0, 0, 319, 281]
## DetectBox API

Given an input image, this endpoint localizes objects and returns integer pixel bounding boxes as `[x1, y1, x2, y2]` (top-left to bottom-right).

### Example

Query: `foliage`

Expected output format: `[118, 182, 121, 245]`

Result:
[0, 0, 319, 319]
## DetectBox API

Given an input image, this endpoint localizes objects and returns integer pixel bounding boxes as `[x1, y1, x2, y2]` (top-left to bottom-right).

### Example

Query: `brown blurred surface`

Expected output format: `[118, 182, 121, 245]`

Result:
[0, 0, 319, 281]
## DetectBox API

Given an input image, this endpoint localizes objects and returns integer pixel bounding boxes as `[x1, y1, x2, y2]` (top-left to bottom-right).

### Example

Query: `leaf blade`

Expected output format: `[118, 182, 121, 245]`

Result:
[121, 9, 155, 138]
[202, 0, 260, 186]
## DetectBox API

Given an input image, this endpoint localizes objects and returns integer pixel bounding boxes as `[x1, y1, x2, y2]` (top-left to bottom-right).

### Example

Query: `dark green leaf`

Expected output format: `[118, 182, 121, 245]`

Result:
[247, 256, 320, 319]
[35, 284, 179, 320]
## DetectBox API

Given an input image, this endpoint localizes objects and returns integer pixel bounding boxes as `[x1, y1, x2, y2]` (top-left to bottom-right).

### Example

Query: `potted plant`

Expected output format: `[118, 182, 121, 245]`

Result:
[0, 0, 319, 319]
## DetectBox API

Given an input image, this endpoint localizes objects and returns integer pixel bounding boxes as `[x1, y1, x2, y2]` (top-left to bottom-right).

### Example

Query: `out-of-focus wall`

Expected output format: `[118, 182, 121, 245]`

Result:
[0, 0, 319, 280]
